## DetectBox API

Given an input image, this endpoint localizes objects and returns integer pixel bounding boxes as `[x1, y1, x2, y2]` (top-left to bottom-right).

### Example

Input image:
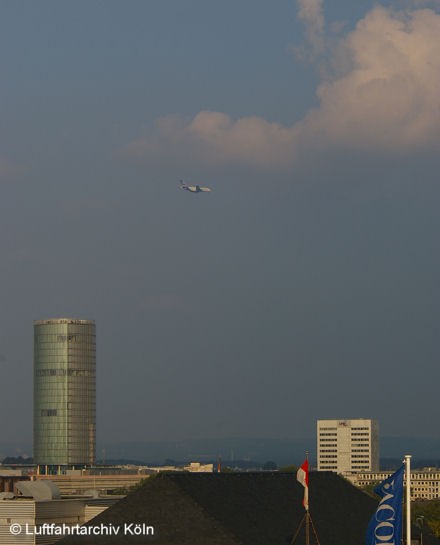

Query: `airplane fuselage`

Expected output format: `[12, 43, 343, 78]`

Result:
[180, 182, 211, 193]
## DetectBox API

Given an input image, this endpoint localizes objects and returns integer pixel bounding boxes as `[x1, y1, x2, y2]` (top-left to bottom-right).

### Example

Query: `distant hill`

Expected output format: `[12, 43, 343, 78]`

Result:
[381, 437, 440, 459]
[0, 441, 32, 462]
[0, 455, 33, 465]
[2, 436, 440, 467]
[97, 437, 313, 466]
[97, 436, 440, 466]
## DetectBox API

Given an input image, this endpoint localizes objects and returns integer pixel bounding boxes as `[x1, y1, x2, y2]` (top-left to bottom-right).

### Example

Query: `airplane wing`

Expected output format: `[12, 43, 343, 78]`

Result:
[178, 181, 212, 193]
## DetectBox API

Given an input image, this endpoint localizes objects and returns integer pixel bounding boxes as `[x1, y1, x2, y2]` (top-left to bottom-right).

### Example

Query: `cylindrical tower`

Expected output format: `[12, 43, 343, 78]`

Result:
[33, 318, 96, 469]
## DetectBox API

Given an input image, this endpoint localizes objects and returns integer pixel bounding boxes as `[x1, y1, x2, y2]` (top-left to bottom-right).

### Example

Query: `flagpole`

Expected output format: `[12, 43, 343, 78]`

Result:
[405, 455, 411, 545]
[293, 454, 321, 545]
[306, 452, 309, 545]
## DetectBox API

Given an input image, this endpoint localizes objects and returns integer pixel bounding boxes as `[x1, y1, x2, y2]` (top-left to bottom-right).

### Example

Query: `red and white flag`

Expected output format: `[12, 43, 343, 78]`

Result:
[296, 458, 309, 510]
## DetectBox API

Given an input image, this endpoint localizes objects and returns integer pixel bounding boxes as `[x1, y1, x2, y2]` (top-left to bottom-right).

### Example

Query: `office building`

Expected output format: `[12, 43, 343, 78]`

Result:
[33, 319, 96, 470]
[317, 418, 379, 473]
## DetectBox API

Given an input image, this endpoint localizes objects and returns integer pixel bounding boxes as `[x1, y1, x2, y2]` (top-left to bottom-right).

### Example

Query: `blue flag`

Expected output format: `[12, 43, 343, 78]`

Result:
[366, 465, 405, 545]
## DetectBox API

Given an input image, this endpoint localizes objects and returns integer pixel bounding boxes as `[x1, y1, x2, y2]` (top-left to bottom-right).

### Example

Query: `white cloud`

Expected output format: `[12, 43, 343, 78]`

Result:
[121, 5, 440, 171]
[296, 0, 326, 58]
[303, 6, 440, 153]
[122, 112, 299, 169]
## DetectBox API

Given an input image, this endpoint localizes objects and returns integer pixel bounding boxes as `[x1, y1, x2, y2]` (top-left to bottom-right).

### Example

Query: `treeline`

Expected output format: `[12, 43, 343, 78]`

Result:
[1, 456, 33, 464]
[412, 501, 440, 538]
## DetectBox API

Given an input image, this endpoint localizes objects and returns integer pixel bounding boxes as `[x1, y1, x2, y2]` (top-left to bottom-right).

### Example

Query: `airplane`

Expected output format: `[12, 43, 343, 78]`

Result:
[179, 180, 212, 193]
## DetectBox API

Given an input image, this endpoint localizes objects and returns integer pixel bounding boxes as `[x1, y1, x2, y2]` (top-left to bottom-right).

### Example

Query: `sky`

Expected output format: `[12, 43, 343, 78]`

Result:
[1, 0, 440, 449]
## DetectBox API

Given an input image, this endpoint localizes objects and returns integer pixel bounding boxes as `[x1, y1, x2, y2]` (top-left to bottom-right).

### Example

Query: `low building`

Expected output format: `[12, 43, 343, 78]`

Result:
[346, 469, 440, 500]
[0, 481, 119, 545]
[0, 470, 30, 493]
[34, 473, 147, 495]
[183, 462, 213, 473]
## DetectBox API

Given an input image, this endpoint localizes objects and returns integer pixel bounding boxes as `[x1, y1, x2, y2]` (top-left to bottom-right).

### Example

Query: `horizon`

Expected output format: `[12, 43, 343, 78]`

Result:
[3, 434, 440, 466]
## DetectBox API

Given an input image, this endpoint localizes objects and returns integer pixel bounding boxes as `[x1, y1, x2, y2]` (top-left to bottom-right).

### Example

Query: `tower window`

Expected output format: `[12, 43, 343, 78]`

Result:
[41, 409, 57, 416]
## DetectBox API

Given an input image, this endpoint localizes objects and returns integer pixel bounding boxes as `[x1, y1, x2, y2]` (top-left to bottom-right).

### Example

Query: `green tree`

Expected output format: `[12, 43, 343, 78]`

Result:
[361, 481, 381, 499]
[412, 500, 440, 538]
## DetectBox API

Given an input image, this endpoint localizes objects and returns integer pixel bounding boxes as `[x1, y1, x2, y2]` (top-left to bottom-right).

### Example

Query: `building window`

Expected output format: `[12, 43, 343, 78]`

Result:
[57, 334, 78, 343]
[41, 409, 57, 417]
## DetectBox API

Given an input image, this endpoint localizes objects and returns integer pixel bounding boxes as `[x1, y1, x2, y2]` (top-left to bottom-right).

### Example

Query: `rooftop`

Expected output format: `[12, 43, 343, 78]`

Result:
[56, 471, 439, 545]
[34, 318, 95, 325]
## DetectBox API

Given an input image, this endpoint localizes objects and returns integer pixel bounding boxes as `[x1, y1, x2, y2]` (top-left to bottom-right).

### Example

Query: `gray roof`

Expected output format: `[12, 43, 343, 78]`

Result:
[56, 471, 440, 545]
[15, 480, 61, 500]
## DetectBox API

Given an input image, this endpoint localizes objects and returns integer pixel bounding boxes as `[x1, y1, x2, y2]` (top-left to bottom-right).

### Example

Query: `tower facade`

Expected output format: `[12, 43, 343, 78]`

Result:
[33, 319, 96, 468]
[317, 418, 379, 473]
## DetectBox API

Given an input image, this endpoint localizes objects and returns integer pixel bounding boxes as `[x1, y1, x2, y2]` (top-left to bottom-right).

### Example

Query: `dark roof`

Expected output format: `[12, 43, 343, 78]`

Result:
[56, 471, 440, 545]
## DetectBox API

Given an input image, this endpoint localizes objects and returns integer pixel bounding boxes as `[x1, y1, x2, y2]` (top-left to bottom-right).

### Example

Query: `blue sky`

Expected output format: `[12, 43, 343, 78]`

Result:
[1, 0, 440, 451]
